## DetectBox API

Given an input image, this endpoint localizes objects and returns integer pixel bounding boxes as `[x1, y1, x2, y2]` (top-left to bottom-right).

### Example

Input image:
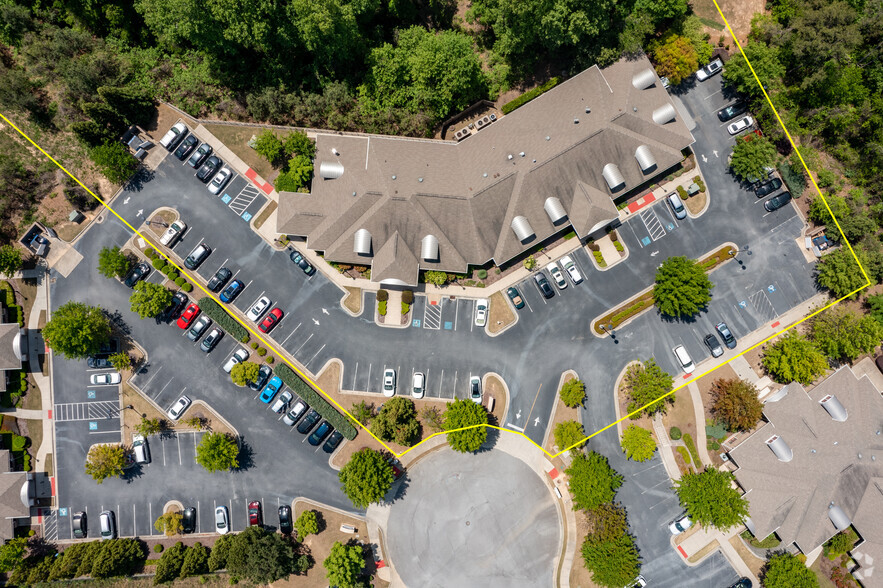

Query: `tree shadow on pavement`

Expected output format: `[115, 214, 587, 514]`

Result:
[125, 168, 156, 193]
[233, 437, 255, 472]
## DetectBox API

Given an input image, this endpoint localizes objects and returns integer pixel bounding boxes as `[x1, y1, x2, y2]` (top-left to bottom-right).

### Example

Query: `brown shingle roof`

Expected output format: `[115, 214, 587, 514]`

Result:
[0, 324, 22, 371]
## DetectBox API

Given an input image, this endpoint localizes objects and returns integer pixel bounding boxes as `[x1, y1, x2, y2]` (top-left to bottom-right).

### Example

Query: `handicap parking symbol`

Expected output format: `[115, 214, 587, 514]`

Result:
[666, 223, 675, 231]
[412, 319, 421, 328]
[59, 507, 68, 517]
[241, 211, 253, 222]
[641, 236, 652, 246]
[739, 300, 748, 309]
[768, 284, 776, 293]
[221, 194, 232, 204]
[444, 321, 453, 330]
[88, 421, 97, 431]
[87, 390, 96, 399]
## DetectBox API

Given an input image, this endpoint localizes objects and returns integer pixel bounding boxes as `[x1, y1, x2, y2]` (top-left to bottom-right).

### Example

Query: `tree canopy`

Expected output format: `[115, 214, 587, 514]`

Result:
[338, 448, 394, 509]
[225, 525, 296, 584]
[721, 41, 785, 100]
[0, 244, 23, 278]
[623, 359, 674, 417]
[652, 34, 697, 86]
[559, 378, 586, 408]
[129, 281, 173, 319]
[554, 420, 587, 453]
[653, 256, 714, 318]
[762, 552, 819, 588]
[84, 443, 127, 483]
[566, 451, 623, 511]
[98, 246, 132, 279]
[370, 397, 421, 446]
[730, 135, 777, 181]
[195, 432, 240, 473]
[323, 541, 366, 588]
[620, 425, 656, 462]
[230, 361, 261, 387]
[762, 330, 829, 385]
[810, 306, 883, 362]
[43, 301, 111, 359]
[674, 467, 750, 530]
[710, 378, 763, 432]
[295, 510, 319, 541]
[443, 398, 489, 452]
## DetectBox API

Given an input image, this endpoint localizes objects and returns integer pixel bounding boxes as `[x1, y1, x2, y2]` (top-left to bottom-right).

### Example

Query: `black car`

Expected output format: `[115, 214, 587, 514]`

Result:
[764, 191, 792, 212]
[323, 431, 343, 454]
[717, 102, 748, 122]
[187, 143, 211, 168]
[704, 334, 723, 358]
[207, 267, 232, 292]
[73, 511, 87, 538]
[278, 505, 293, 535]
[297, 409, 321, 434]
[87, 357, 111, 369]
[196, 155, 221, 182]
[123, 262, 151, 287]
[181, 507, 196, 534]
[160, 291, 189, 321]
[248, 364, 273, 392]
[533, 273, 554, 299]
[715, 322, 737, 348]
[308, 421, 333, 446]
[727, 579, 752, 588]
[755, 177, 783, 197]
[174, 135, 198, 160]
[289, 250, 315, 275]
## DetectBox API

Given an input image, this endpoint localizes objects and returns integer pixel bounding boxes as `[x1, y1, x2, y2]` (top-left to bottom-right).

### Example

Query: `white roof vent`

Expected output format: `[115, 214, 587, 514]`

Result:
[652, 103, 677, 124]
[635, 145, 657, 173]
[508, 154, 513, 160]
[421, 235, 439, 261]
[766, 435, 794, 463]
[819, 395, 848, 422]
[331, 148, 340, 156]
[632, 68, 657, 90]
[602, 163, 625, 191]
[543, 197, 567, 224]
[510, 216, 535, 242]
[353, 229, 372, 256]
[828, 504, 852, 531]
[318, 161, 344, 180]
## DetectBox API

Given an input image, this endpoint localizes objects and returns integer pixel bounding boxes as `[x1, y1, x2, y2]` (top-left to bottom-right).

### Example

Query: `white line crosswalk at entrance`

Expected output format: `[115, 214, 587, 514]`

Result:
[640, 208, 667, 241]
[228, 185, 260, 216]
[54, 401, 120, 421]
[423, 303, 442, 330]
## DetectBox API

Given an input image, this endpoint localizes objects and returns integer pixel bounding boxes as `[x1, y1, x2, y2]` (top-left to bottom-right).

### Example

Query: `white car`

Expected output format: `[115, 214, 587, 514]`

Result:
[474, 299, 488, 327]
[90, 372, 121, 385]
[383, 369, 396, 397]
[215, 506, 230, 535]
[673, 345, 695, 374]
[223, 348, 249, 373]
[469, 376, 482, 404]
[246, 296, 271, 322]
[167, 395, 192, 420]
[669, 515, 692, 535]
[412, 372, 425, 399]
[271, 390, 292, 414]
[559, 255, 582, 284]
[546, 262, 567, 290]
[207, 167, 232, 195]
[695, 58, 723, 81]
[159, 122, 188, 150]
[727, 115, 754, 135]
[159, 220, 187, 247]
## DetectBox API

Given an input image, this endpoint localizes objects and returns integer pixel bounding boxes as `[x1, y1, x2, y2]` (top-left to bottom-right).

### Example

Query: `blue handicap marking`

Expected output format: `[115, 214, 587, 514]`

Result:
[738, 300, 748, 309]
[412, 319, 421, 328]
[87, 390, 96, 399]
[667, 223, 675, 231]
[768, 284, 776, 293]
[221, 194, 232, 204]
[88, 421, 98, 431]
[641, 236, 651, 246]
[59, 507, 68, 517]
[241, 211, 253, 222]
[444, 321, 453, 330]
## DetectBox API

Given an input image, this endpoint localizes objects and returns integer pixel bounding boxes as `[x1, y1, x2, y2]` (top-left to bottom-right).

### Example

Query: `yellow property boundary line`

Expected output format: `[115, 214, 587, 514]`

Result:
[0, 1, 870, 460]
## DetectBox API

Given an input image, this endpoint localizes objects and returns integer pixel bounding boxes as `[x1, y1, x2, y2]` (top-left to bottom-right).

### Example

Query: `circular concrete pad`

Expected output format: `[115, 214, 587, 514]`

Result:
[387, 449, 561, 588]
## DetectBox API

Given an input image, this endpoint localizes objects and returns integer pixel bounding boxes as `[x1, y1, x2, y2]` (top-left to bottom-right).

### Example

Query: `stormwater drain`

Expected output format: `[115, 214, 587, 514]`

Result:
[466, 521, 470, 526]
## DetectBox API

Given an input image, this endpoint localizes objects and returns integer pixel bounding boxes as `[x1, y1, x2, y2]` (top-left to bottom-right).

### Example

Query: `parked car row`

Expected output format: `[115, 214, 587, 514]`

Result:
[162, 122, 233, 192]
[525, 255, 585, 302]
[674, 322, 738, 374]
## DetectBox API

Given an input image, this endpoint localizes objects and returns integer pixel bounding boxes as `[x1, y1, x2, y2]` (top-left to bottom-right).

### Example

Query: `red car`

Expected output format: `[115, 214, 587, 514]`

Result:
[176, 303, 200, 329]
[247, 501, 262, 527]
[259, 307, 283, 333]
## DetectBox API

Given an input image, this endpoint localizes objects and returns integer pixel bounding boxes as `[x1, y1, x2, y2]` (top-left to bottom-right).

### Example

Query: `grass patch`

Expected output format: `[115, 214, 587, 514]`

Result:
[593, 291, 654, 334]
[676, 445, 692, 466]
[697, 16, 725, 30]
[740, 530, 781, 549]
[683, 433, 702, 467]
[252, 200, 278, 230]
[343, 287, 362, 314]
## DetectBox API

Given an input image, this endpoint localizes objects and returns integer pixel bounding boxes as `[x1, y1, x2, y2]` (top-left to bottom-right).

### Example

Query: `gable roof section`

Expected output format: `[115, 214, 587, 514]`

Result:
[372, 231, 420, 286]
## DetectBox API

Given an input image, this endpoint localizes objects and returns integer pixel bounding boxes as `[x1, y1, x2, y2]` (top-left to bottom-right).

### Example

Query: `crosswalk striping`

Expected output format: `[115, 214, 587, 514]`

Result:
[423, 303, 442, 330]
[749, 290, 777, 322]
[42, 509, 59, 542]
[228, 184, 260, 216]
[54, 401, 120, 422]
[640, 208, 667, 241]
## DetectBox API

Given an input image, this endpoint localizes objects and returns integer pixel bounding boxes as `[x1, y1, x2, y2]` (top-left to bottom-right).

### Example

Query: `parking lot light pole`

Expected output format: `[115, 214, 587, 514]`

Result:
[729, 245, 751, 269]
[146, 219, 169, 229]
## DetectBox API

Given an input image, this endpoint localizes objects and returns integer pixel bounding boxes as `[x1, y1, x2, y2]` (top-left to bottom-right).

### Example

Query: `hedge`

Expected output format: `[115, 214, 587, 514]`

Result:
[197, 297, 249, 342]
[683, 433, 702, 466]
[275, 364, 357, 440]
[181, 283, 192, 292]
[501, 77, 561, 114]
[152, 258, 166, 270]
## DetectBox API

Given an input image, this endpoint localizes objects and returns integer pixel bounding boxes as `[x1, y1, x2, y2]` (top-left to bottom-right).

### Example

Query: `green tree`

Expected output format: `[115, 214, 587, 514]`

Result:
[179, 541, 209, 578]
[710, 379, 763, 432]
[762, 552, 819, 588]
[867, 293, 883, 326]
[620, 425, 656, 462]
[653, 256, 714, 318]
[624, 359, 674, 417]
[84, 443, 127, 483]
[90, 141, 138, 184]
[98, 246, 132, 279]
[811, 306, 883, 362]
[338, 448, 394, 509]
[283, 131, 316, 159]
[554, 420, 587, 452]
[730, 136, 777, 181]
[323, 541, 365, 588]
[634, 0, 688, 23]
[652, 34, 698, 86]
[226, 525, 295, 583]
[109, 352, 132, 371]
[274, 154, 313, 192]
[0, 244, 23, 278]
[350, 400, 375, 425]
[674, 467, 749, 530]
[566, 451, 623, 511]
[586, 502, 629, 542]
[808, 193, 850, 227]
[89, 538, 145, 579]
[443, 398, 489, 452]
[721, 41, 786, 100]
[764, 330, 829, 384]
[254, 130, 284, 165]
[207, 534, 235, 571]
[559, 378, 586, 407]
[130, 281, 173, 319]
[294, 510, 319, 541]
[195, 432, 239, 473]
[816, 247, 871, 298]
[424, 270, 447, 285]
[153, 541, 186, 584]
[581, 531, 641, 588]
[135, 417, 164, 437]
[370, 397, 421, 446]
[230, 361, 260, 386]
[0, 537, 27, 573]
[154, 511, 183, 536]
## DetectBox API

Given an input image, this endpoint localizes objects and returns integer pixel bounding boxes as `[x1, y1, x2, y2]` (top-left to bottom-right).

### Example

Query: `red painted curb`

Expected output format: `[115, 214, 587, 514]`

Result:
[770, 321, 780, 328]
[50, 476, 55, 497]
[548, 468, 559, 479]
[48, 409, 52, 420]
[678, 545, 688, 558]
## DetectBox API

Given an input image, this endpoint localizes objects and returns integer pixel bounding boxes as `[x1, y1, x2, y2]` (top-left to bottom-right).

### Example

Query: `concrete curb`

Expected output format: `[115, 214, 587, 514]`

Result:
[484, 371, 511, 426]
[541, 369, 580, 453]
[338, 288, 364, 318]
[612, 361, 641, 440]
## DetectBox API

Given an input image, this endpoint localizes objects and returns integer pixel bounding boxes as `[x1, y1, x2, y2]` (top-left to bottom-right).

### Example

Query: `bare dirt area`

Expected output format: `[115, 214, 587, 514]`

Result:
[487, 291, 515, 334]
[569, 508, 602, 588]
[729, 535, 766, 579]
[202, 122, 291, 182]
[684, 191, 707, 215]
[343, 287, 363, 315]
[692, 0, 766, 44]
[252, 200, 277, 230]
[662, 387, 698, 445]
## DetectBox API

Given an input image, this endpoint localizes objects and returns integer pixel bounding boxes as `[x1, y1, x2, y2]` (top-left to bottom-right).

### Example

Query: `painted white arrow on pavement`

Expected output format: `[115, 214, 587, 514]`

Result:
[515, 410, 522, 420]
[321, 308, 329, 315]
[312, 318, 320, 326]
[123, 197, 130, 204]
[650, 250, 659, 257]
[701, 154, 707, 163]
[713, 150, 719, 158]
[533, 417, 541, 427]
[136, 209, 143, 217]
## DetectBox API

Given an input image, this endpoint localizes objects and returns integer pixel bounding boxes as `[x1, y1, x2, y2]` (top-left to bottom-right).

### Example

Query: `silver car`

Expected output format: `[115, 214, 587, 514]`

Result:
[271, 390, 293, 414]
[246, 296, 271, 322]
[167, 395, 192, 420]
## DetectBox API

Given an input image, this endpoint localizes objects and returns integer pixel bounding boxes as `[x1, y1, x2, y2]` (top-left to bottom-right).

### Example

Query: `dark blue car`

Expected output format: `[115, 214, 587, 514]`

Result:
[219, 279, 244, 303]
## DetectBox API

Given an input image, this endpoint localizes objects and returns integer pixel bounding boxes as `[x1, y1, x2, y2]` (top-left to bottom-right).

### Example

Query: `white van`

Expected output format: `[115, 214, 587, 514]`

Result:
[673, 345, 695, 374]
[667, 193, 687, 220]
[99, 510, 116, 540]
[132, 434, 150, 465]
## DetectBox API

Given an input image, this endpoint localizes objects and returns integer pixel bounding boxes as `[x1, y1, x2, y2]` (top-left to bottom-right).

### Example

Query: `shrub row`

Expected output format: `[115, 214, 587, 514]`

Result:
[609, 298, 648, 325]
[378, 300, 387, 316]
[501, 77, 561, 115]
[275, 364, 357, 440]
[593, 250, 606, 267]
[683, 433, 702, 466]
[198, 297, 250, 343]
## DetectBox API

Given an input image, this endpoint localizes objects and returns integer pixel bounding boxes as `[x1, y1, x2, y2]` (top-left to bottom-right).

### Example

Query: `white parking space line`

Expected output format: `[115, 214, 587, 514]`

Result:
[153, 378, 174, 400]
[293, 333, 314, 356]
[704, 89, 723, 100]
[437, 369, 445, 396]
[177, 434, 183, 466]
[212, 258, 229, 275]
[366, 363, 373, 392]
[453, 370, 459, 397]
[351, 362, 359, 390]
[521, 289, 534, 313]
[197, 501, 201, 533]
[306, 344, 326, 367]
[148, 503, 152, 534]
[281, 322, 301, 346]
[247, 291, 266, 309]
[133, 504, 137, 536]
[454, 301, 460, 331]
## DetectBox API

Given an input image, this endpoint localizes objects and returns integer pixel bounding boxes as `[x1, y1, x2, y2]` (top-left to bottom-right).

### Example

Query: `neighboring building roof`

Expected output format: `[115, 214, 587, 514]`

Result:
[0, 450, 31, 540]
[0, 323, 23, 371]
[729, 367, 883, 557]
[277, 55, 694, 285]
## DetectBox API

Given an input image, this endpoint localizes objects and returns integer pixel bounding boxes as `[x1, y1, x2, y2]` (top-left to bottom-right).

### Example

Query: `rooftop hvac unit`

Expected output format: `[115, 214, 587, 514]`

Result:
[134, 148, 148, 160]
[319, 161, 345, 180]
[489, 113, 497, 121]
[602, 163, 625, 191]
[634, 145, 657, 173]
[632, 68, 657, 90]
[480, 115, 491, 126]
[543, 197, 567, 224]
[510, 216, 535, 242]
[421, 235, 439, 261]
[331, 148, 340, 156]
[765, 435, 794, 463]
[476, 118, 485, 128]
[353, 229, 372, 256]
[652, 103, 677, 124]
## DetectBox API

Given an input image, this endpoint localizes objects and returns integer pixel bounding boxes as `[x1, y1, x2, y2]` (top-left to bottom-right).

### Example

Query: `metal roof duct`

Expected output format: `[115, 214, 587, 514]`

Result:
[510, 216, 535, 242]
[766, 435, 794, 463]
[543, 197, 567, 224]
[743, 518, 757, 537]
[602, 163, 625, 191]
[828, 505, 852, 531]
[819, 394, 848, 422]
[319, 161, 344, 180]
[632, 68, 657, 90]
[652, 103, 677, 124]
[635, 145, 657, 173]
[421, 235, 439, 261]
[353, 229, 372, 255]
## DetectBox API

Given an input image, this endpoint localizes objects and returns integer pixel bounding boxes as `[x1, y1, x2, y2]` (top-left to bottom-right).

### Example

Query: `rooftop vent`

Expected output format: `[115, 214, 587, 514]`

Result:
[635, 145, 657, 173]
[573, 118, 579, 124]
[828, 504, 852, 531]
[585, 107, 591, 113]
[602, 163, 626, 191]
[421, 235, 439, 261]
[632, 68, 657, 90]
[318, 161, 344, 180]
[766, 435, 794, 463]
[508, 154, 513, 160]
[652, 103, 677, 124]
[544, 197, 567, 224]
[519, 152, 525, 157]
[331, 148, 340, 156]
[819, 395, 848, 422]
[353, 229, 372, 256]
[510, 216, 535, 242]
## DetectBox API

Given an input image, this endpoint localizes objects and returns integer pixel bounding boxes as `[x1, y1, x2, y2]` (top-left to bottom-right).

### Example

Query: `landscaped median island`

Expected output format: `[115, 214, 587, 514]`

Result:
[197, 297, 250, 343]
[275, 364, 358, 440]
